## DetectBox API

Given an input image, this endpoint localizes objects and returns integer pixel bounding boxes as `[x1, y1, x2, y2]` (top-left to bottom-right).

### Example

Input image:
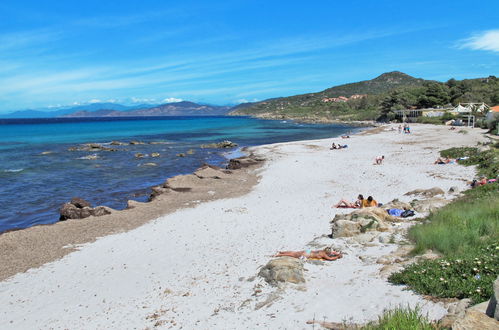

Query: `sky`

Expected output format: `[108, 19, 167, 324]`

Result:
[0, 0, 498, 113]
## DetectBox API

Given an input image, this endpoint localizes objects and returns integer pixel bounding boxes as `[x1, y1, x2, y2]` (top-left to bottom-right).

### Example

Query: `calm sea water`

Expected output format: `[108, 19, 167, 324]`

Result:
[0, 116, 358, 233]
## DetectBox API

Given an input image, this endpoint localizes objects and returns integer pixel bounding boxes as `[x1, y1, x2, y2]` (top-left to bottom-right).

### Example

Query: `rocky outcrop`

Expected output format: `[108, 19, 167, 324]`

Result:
[382, 199, 412, 210]
[110, 141, 127, 146]
[227, 156, 263, 170]
[194, 165, 232, 179]
[258, 257, 305, 286]
[330, 207, 397, 238]
[59, 198, 112, 221]
[486, 276, 499, 320]
[404, 187, 445, 198]
[411, 197, 450, 213]
[200, 140, 238, 149]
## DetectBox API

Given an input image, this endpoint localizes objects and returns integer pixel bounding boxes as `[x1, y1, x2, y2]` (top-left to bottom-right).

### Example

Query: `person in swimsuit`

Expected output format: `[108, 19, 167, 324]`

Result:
[334, 194, 363, 208]
[274, 247, 342, 261]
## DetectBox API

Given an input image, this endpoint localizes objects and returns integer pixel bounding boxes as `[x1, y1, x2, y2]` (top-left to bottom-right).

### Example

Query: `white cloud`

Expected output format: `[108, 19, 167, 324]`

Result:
[162, 97, 182, 103]
[461, 30, 499, 52]
[88, 99, 102, 103]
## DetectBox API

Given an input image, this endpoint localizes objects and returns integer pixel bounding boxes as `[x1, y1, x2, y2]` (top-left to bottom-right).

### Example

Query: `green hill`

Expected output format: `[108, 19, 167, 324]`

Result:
[230, 72, 499, 122]
[230, 71, 428, 121]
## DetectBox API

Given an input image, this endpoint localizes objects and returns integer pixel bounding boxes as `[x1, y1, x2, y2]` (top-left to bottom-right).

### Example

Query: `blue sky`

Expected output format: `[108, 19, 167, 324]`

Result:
[0, 0, 498, 113]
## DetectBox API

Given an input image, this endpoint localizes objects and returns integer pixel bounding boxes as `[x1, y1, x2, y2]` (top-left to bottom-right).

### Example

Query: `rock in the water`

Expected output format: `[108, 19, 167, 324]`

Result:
[135, 153, 145, 158]
[151, 152, 160, 157]
[130, 141, 145, 145]
[176, 153, 186, 157]
[404, 187, 445, 198]
[142, 162, 157, 166]
[486, 276, 499, 320]
[200, 140, 238, 149]
[70, 197, 92, 209]
[258, 257, 305, 286]
[68, 143, 117, 152]
[110, 141, 127, 145]
[59, 203, 92, 220]
[59, 198, 112, 220]
[186, 149, 195, 155]
[40, 151, 53, 155]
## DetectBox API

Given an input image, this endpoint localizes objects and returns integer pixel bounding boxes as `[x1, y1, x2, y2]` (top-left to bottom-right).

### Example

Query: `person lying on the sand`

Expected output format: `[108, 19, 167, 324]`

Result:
[341, 135, 350, 139]
[434, 157, 453, 164]
[274, 247, 342, 261]
[334, 194, 363, 208]
[330, 143, 347, 150]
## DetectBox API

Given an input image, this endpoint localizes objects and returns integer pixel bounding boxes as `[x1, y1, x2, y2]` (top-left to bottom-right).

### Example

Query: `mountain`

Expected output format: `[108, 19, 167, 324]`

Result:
[63, 101, 232, 117]
[230, 71, 427, 119]
[1, 103, 156, 119]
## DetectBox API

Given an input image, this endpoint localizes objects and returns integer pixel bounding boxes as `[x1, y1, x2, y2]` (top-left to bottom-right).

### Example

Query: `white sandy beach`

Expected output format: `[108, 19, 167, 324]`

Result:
[0, 124, 488, 329]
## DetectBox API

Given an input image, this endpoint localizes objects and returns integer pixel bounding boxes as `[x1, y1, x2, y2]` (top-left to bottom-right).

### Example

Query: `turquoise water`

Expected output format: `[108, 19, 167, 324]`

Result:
[0, 116, 359, 233]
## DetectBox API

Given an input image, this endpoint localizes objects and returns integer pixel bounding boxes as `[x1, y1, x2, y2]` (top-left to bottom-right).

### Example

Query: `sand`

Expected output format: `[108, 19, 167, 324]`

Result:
[0, 124, 488, 329]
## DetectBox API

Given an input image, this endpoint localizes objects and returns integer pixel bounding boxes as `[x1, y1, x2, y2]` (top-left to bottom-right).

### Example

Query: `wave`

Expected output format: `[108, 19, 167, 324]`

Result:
[3, 168, 24, 173]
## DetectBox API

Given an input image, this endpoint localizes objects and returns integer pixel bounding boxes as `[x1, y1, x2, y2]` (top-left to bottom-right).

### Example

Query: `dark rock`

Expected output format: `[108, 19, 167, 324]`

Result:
[176, 153, 186, 157]
[130, 141, 145, 145]
[227, 157, 260, 170]
[70, 197, 92, 209]
[486, 276, 499, 320]
[110, 141, 127, 146]
[59, 203, 92, 221]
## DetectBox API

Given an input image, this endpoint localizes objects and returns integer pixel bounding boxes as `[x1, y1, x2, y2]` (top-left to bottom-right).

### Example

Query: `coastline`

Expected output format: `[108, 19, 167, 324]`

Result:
[0, 124, 489, 328]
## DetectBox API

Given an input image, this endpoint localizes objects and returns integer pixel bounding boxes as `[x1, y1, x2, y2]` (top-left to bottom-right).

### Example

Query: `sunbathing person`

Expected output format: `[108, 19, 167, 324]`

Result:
[275, 247, 342, 261]
[334, 194, 363, 208]
[434, 157, 451, 164]
[361, 195, 378, 208]
[374, 155, 384, 165]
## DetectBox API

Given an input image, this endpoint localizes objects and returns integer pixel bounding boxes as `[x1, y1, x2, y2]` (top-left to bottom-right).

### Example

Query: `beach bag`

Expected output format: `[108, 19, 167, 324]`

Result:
[401, 210, 415, 218]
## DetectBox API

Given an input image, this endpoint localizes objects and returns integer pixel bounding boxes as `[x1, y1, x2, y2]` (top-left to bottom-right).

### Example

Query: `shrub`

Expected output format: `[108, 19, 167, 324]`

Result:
[389, 243, 499, 304]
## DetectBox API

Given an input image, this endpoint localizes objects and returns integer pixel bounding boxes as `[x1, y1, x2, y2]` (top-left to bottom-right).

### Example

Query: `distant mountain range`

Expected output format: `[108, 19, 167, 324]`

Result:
[0, 103, 157, 119]
[64, 101, 232, 117]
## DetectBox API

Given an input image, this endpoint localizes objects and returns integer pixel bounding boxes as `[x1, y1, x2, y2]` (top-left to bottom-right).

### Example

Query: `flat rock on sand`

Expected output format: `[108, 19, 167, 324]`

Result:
[0, 124, 487, 329]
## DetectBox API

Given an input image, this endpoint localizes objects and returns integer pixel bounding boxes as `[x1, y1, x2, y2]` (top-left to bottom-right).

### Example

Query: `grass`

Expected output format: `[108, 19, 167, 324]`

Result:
[389, 145, 499, 304]
[409, 183, 499, 256]
[362, 306, 438, 330]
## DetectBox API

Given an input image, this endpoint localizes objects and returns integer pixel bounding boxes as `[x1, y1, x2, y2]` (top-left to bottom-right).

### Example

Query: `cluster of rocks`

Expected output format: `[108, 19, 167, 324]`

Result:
[200, 140, 238, 149]
[68, 143, 117, 152]
[59, 197, 113, 221]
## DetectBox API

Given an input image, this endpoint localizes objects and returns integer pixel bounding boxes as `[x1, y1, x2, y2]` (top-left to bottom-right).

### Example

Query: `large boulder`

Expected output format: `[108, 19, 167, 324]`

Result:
[404, 187, 445, 198]
[486, 276, 499, 320]
[452, 309, 499, 329]
[411, 197, 450, 213]
[330, 207, 394, 238]
[258, 257, 305, 286]
[70, 197, 92, 209]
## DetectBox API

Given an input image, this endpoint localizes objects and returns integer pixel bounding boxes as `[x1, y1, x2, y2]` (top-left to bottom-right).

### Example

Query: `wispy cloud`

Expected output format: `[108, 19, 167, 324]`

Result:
[461, 29, 499, 52]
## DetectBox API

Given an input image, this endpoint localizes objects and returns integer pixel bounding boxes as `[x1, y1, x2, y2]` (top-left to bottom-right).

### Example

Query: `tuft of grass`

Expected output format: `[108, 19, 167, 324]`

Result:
[362, 306, 438, 330]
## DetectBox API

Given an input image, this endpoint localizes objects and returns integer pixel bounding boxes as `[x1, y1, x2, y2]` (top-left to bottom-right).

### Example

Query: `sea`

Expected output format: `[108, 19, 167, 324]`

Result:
[0, 116, 359, 233]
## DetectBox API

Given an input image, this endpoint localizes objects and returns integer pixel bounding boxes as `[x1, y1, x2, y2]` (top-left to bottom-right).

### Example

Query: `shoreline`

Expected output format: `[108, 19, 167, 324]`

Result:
[0, 124, 489, 328]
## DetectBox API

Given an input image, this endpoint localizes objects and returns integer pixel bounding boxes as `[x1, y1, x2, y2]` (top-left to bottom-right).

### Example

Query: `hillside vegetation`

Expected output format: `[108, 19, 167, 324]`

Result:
[231, 72, 499, 122]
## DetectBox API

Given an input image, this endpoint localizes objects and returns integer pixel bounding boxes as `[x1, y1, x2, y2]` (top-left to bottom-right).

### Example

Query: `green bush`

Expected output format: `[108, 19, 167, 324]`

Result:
[389, 243, 498, 304]
[362, 306, 437, 330]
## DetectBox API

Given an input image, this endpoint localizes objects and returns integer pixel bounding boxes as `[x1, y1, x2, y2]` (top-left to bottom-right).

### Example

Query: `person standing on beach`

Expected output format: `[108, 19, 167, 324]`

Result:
[374, 155, 384, 165]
